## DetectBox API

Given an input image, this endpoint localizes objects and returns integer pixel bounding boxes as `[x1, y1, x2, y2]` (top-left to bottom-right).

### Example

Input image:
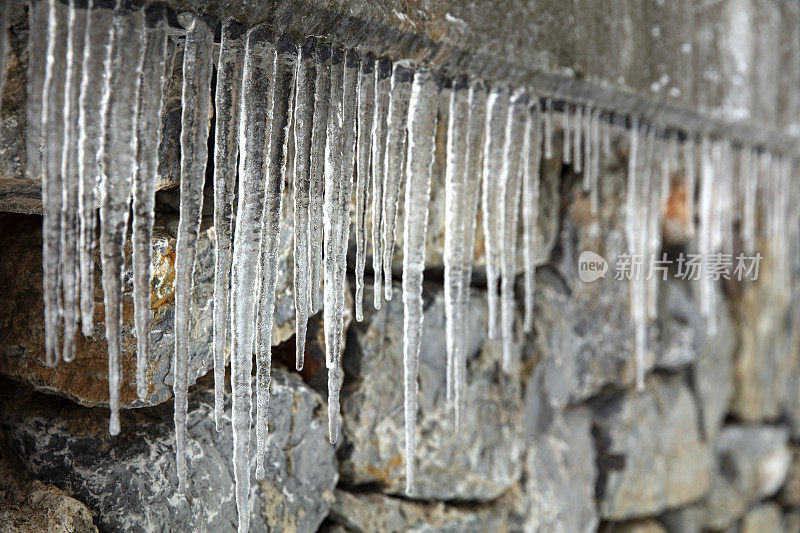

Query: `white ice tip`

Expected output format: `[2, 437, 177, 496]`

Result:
[109, 416, 120, 436]
[255, 466, 265, 481]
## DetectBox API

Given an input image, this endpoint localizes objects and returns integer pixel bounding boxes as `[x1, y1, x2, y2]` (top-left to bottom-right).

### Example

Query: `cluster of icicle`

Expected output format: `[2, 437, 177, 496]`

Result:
[22, 0, 798, 531]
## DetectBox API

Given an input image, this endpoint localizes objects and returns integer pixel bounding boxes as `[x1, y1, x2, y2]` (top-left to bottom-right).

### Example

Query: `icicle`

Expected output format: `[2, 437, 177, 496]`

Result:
[292, 39, 314, 372]
[402, 68, 438, 496]
[454, 80, 487, 430]
[59, 0, 87, 364]
[481, 85, 509, 340]
[0, 1, 7, 100]
[562, 105, 571, 165]
[582, 106, 592, 191]
[697, 136, 716, 335]
[499, 89, 526, 371]
[602, 115, 612, 158]
[354, 54, 375, 322]
[27, 0, 48, 183]
[231, 26, 274, 533]
[42, 0, 69, 367]
[683, 137, 696, 237]
[173, 13, 213, 491]
[255, 36, 295, 480]
[645, 133, 665, 321]
[543, 97, 552, 160]
[381, 64, 413, 301]
[98, 2, 145, 435]
[589, 109, 601, 214]
[210, 20, 245, 422]
[77, 0, 113, 337]
[522, 101, 542, 333]
[741, 147, 758, 254]
[371, 58, 392, 310]
[573, 104, 582, 174]
[309, 43, 330, 314]
[443, 75, 469, 403]
[131, 6, 170, 400]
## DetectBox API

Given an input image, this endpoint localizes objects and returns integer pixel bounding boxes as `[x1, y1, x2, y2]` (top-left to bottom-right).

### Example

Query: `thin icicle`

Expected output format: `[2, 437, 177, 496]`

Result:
[210, 20, 245, 422]
[543, 98, 552, 160]
[98, 3, 145, 435]
[697, 136, 716, 335]
[354, 54, 375, 322]
[42, 0, 69, 368]
[27, 0, 48, 182]
[173, 13, 213, 492]
[292, 39, 314, 371]
[371, 58, 391, 310]
[381, 64, 413, 301]
[499, 89, 526, 371]
[582, 106, 592, 190]
[562, 105, 571, 165]
[481, 85, 509, 341]
[60, 0, 87, 363]
[645, 134, 665, 321]
[78, 0, 113, 337]
[255, 36, 295, 480]
[741, 146, 758, 254]
[309, 43, 330, 314]
[402, 68, 438, 496]
[589, 109, 601, 214]
[454, 80, 487, 430]
[522, 100, 542, 333]
[0, 1, 7, 100]
[323, 47, 344, 444]
[602, 116, 612, 158]
[683, 138, 696, 238]
[231, 26, 274, 533]
[443, 75, 469, 403]
[132, 6, 170, 400]
[573, 104, 582, 174]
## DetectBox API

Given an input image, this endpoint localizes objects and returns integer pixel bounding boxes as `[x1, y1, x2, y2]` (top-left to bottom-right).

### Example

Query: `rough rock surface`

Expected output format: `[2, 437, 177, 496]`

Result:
[699, 425, 791, 530]
[338, 281, 524, 501]
[592, 373, 713, 520]
[1, 371, 337, 532]
[0, 213, 302, 408]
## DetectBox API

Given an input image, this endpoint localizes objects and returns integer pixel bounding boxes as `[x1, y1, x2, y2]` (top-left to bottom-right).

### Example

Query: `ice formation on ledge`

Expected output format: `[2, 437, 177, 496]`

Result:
[17, 1, 799, 529]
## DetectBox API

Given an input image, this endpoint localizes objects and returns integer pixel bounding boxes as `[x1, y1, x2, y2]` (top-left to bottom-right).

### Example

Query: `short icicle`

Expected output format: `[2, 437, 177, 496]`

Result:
[230, 26, 274, 533]
[173, 13, 213, 492]
[292, 39, 315, 371]
[132, 5, 170, 400]
[402, 68, 438, 496]
[499, 89, 527, 371]
[381, 64, 413, 301]
[98, 3, 145, 434]
[354, 54, 375, 322]
[481, 85, 510, 340]
[211, 20, 245, 423]
[255, 36, 295, 480]
[543, 97, 552, 160]
[371, 58, 392, 310]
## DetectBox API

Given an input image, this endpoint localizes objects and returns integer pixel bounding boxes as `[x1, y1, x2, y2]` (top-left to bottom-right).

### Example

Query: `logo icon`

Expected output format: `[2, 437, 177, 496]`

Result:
[578, 250, 608, 282]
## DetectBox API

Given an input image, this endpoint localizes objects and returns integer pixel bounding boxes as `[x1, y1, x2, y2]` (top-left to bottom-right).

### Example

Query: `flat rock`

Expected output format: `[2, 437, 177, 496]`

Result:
[523, 405, 599, 533]
[327, 487, 522, 532]
[0, 212, 300, 409]
[740, 503, 784, 533]
[698, 425, 791, 531]
[592, 373, 713, 520]
[338, 280, 524, 501]
[1, 370, 337, 533]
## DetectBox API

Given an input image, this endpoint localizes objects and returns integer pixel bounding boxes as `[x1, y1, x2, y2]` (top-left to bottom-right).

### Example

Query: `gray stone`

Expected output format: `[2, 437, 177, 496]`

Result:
[1, 371, 337, 533]
[600, 519, 668, 533]
[327, 487, 522, 532]
[659, 507, 701, 533]
[740, 503, 784, 533]
[523, 405, 599, 533]
[338, 280, 524, 501]
[699, 425, 791, 531]
[592, 373, 712, 520]
[779, 445, 800, 507]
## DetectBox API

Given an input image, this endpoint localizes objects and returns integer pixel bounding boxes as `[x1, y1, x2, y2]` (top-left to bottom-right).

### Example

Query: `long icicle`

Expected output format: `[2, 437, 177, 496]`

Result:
[309, 43, 330, 314]
[211, 20, 245, 425]
[454, 80, 487, 429]
[443, 75, 469, 403]
[522, 99, 542, 333]
[402, 68, 438, 496]
[499, 89, 526, 371]
[354, 54, 375, 322]
[231, 26, 274, 533]
[59, 0, 87, 363]
[132, 5, 170, 400]
[0, 1, 7, 101]
[292, 39, 315, 371]
[42, 0, 69, 367]
[27, 0, 48, 184]
[99, 2, 145, 434]
[481, 85, 509, 340]
[255, 35, 294, 480]
[77, 0, 113, 337]
[173, 13, 213, 492]
[573, 104, 582, 174]
[381, 64, 413, 301]
[371, 58, 392, 310]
